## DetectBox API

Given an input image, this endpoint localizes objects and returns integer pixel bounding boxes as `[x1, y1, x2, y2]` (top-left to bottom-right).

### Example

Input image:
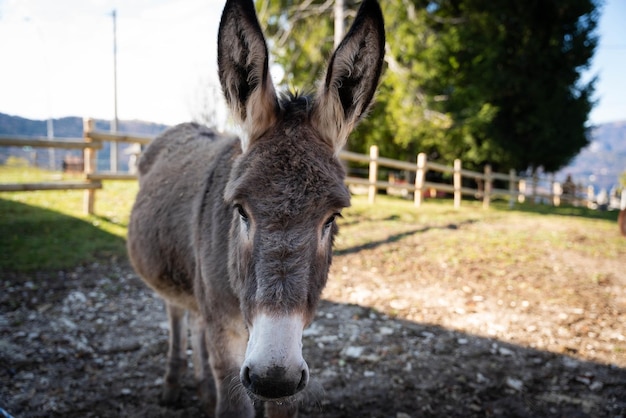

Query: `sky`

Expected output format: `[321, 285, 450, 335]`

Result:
[0, 0, 225, 126]
[0, 0, 625, 127]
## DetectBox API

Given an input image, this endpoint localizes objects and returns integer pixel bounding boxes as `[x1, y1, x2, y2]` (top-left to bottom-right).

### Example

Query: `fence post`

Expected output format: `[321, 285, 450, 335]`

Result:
[453, 159, 461, 208]
[586, 185, 595, 209]
[83, 118, 96, 215]
[518, 179, 526, 203]
[483, 164, 492, 209]
[531, 172, 539, 204]
[552, 176, 562, 207]
[508, 169, 516, 208]
[368, 145, 378, 204]
[414, 152, 427, 207]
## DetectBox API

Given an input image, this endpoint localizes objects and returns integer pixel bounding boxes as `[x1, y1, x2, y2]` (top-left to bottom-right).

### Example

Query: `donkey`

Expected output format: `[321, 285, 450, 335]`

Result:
[127, 0, 384, 416]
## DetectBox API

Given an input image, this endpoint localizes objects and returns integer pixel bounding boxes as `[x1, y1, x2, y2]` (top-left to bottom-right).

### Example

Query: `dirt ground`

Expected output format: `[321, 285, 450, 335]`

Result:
[1, 215, 625, 417]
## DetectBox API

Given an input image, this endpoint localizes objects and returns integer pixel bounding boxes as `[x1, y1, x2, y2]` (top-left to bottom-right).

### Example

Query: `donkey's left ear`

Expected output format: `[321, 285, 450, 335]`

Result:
[218, 0, 279, 151]
[312, 0, 385, 155]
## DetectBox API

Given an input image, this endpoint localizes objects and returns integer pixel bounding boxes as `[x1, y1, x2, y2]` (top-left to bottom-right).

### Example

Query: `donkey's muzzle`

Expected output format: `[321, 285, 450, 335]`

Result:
[241, 364, 309, 399]
[242, 313, 309, 399]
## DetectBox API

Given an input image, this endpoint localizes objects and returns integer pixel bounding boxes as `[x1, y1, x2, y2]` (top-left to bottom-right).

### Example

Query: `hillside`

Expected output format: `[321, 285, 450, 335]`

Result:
[0, 113, 169, 172]
[556, 120, 626, 192]
[1, 113, 624, 191]
[0, 113, 169, 138]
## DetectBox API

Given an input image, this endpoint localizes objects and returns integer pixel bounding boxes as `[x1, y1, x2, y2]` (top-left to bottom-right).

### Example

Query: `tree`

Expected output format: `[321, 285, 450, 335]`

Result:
[256, 0, 339, 89]
[423, 0, 600, 173]
[190, 78, 226, 130]
[256, 0, 600, 174]
[257, 0, 447, 163]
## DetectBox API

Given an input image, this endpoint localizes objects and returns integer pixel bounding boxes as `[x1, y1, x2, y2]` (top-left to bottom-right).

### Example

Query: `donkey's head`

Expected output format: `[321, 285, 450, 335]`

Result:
[218, 0, 384, 401]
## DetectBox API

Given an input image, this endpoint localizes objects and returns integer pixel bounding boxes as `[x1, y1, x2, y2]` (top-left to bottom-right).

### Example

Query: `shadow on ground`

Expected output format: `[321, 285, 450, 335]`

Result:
[1, 262, 623, 418]
[0, 198, 127, 273]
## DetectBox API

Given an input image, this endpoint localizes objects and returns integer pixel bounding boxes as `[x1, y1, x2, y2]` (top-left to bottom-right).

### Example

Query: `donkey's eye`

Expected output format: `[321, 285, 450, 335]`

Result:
[235, 204, 249, 222]
[324, 213, 341, 228]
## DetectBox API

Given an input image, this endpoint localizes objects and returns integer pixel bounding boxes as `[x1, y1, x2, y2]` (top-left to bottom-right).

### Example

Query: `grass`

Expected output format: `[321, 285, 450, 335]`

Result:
[334, 195, 624, 283]
[1, 165, 137, 271]
[1, 165, 623, 272]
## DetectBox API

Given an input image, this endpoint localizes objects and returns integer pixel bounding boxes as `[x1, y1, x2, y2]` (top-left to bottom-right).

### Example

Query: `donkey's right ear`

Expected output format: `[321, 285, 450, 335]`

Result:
[312, 0, 385, 156]
[218, 0, 279, 151]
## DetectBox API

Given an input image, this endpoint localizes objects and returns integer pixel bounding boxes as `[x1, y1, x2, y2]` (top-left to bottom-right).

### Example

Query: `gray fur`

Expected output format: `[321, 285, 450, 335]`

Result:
[127, 0, 384, 416]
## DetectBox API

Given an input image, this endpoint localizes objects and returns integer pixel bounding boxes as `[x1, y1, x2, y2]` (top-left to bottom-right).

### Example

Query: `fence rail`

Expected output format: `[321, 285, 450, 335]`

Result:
[1, 118, 594, 214]
[0, 135, 102, 150]
[349, 145, 530, 209]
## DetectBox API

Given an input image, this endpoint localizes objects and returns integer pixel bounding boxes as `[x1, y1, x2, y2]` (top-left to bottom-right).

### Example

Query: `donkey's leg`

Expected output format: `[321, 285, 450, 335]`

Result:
[206, 319, 255, 418]
[190, 311, 216, 412]
[265, 401, 299, 418]
[160, 302, 188, 405]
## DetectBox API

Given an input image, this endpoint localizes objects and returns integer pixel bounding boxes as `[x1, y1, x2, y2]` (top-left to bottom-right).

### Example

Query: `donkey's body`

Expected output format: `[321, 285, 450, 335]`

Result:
[127, 0, 384, 416]
[130, 123, 236, 312]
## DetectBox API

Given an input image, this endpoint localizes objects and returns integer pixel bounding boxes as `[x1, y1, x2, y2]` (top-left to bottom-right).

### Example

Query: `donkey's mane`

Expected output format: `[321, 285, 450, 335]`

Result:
[278, 90, 313, 115]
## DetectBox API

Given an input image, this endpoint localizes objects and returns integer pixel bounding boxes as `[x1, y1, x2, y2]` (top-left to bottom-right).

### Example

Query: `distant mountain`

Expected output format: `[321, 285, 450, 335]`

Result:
[0, 113, 169, 138]
[556, 120, 626, 193]
[1, 113, 624, 193]
[0, 113, 170, 172]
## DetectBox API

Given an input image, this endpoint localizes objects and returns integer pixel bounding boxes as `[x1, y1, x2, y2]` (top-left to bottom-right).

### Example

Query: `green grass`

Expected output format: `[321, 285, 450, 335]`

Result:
[1, 166, 137, 271]
[336, 194, 622, 262]
[1, 165, 622, 272]
[1, 161, 84, 182]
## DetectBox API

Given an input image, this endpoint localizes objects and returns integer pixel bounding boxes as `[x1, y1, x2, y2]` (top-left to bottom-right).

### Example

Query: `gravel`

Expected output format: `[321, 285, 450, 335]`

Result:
[2, 219, 625, 418]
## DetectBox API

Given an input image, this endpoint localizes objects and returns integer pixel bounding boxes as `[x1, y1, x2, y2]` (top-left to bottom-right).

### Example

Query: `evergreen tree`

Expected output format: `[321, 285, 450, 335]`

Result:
[424, 0, 600, 173]
[256, 0, 600, 174]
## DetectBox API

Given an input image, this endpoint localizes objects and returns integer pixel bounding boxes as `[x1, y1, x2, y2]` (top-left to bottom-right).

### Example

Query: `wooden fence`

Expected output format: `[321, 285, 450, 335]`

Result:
[1, 118, 586, 214]
[0, 119, 152, 213]
[347, 145, 580, 209]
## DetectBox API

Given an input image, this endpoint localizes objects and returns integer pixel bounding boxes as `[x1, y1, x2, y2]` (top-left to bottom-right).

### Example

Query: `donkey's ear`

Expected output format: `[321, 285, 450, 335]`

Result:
[312, 0, 385, 155]
[218, 0, 279, 151]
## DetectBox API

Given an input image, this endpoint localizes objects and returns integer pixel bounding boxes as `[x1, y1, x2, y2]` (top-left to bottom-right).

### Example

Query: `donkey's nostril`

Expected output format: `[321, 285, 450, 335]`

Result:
[240, 364, 308, 399]
[241, 366, 253, 389]
[296, 366, 309, 392]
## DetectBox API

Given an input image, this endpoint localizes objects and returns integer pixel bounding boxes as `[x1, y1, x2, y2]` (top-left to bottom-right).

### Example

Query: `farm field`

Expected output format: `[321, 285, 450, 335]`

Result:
[1, 175, 625, 417]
